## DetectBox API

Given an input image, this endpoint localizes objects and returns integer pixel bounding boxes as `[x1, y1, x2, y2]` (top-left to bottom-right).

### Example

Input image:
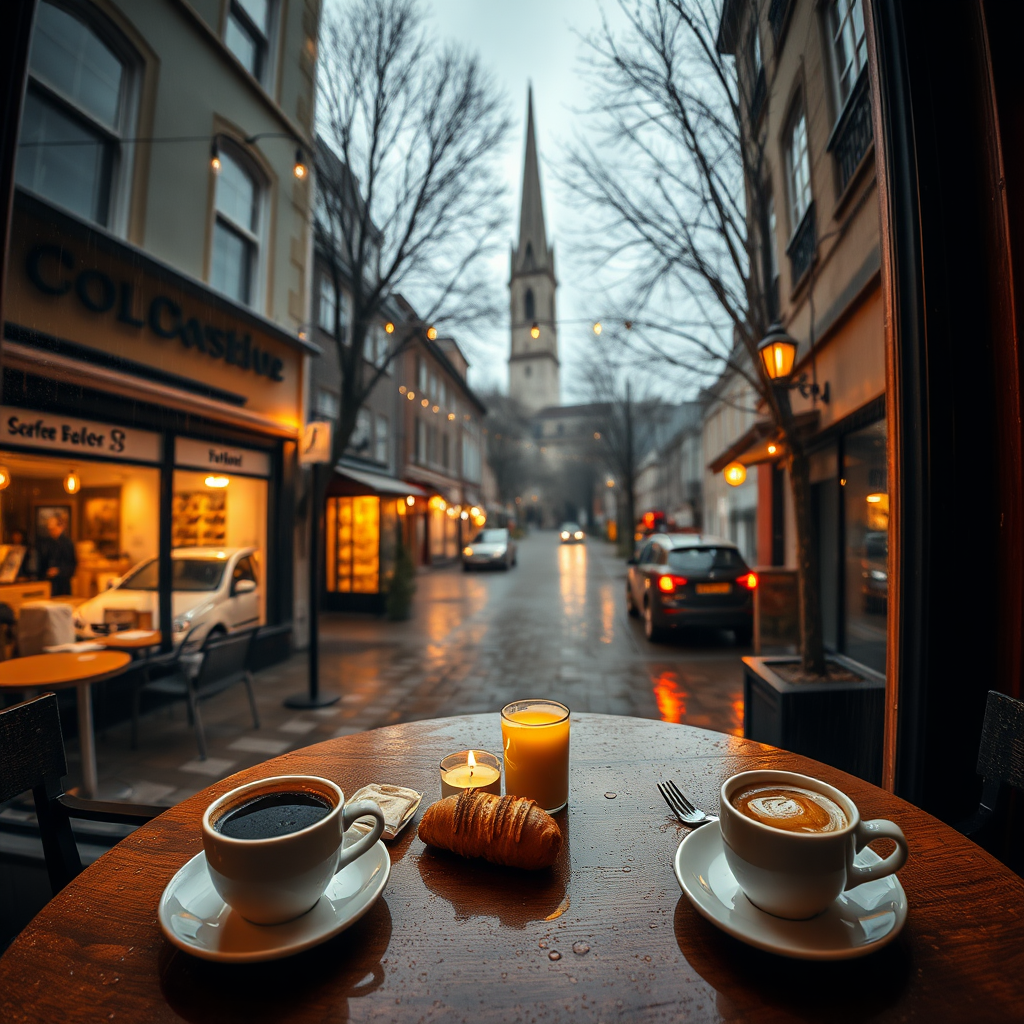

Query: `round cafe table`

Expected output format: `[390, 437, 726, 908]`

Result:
[2, 713, 1024, 1023]
[98, 630, 163, 650]
[0, 650, 131, 800]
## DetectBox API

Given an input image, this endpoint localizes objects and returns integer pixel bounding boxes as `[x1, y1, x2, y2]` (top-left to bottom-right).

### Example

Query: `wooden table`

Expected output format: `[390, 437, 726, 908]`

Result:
[2, 714, 1024, 1022]
[0, 650, 131, 799]
[98, 630, 163, 650]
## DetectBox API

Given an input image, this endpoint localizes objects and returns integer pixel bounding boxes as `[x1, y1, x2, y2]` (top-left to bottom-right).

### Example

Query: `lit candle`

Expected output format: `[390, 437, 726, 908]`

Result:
[439, 749, 501, 798]
[501, 700, 570, 813]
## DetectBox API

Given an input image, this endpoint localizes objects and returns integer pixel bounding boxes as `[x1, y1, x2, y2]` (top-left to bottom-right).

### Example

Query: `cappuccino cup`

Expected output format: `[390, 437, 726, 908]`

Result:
[202, 775, 385, 925]
[719, 770, 908, 920]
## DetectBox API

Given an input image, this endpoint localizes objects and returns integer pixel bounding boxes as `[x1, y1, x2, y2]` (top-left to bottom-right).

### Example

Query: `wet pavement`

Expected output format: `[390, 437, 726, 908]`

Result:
[70, 531, 748, 804]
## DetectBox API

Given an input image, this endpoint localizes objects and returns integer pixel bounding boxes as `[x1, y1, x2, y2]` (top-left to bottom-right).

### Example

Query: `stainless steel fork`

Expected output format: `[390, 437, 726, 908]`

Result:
[658, 780, 718, 827]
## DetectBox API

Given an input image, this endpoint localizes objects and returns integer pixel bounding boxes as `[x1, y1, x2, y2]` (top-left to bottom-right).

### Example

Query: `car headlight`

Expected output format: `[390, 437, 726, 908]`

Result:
[560, 531, 569, 540]
[574, 531, 584, 540]
[463, 547, 473, 557]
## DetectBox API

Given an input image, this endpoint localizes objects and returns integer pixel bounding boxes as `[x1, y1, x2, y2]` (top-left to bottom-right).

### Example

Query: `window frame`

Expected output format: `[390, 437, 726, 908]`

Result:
[826, 0, 868, 115]
[224, 0, 279, 90]
[17, 0, 140, 234]
[209, 141, 267, 310]
[784, 102, 813, 236]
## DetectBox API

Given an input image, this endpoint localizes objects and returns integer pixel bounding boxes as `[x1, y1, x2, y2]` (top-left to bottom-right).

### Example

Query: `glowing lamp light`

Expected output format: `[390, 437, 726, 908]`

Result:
[530, 323, 540, 339]
[432, 405, 439, 413]
[210, 140, 221, 173]
[293, 149, 307, 179]
[594, 431, 601, 440]
[463, 546, 473, 557]
[407, 391, 416, 400]
[757, 321, 798, 381]
[406, 495, 416, 507]
[0, 466, 10, 490]
[460, 510, 469, 520]
[63, 470, 81, 495]
[473, 514, 487, 527]
[447, 412, 456, 421]
[866, 493, 885, 504]
[593, 322, 602, 335]
[399, 385, 407, 394]
[421, 398, 429, 407]
[723, 462, 747, 487]
[205, 475, 230, 488]
[767, 443, 778, 455]
[427, 326, 438, 341]
[385, 322, 395, 334]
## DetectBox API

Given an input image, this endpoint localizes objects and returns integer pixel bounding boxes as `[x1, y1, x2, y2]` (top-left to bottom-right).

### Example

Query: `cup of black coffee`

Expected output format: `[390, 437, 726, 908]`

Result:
[201, 775, 385, 925]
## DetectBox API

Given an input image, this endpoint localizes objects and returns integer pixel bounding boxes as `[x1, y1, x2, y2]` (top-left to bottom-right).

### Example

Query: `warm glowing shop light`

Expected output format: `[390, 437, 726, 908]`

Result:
[866, 493, 885, 504]
[530, 323, 540, 339]
[293, 149, 307, 179]
[406, 495, 416, 506]
[757, 322, 798, 381]
[385, 322, 395, 334]
[63, 470, 81, 494]
[723, 462, 747, 487]
[767, 443, 777, 455]
[0, 466, 10, 490]
[427, 326, 438, 340]
[205, 475, 230, 488]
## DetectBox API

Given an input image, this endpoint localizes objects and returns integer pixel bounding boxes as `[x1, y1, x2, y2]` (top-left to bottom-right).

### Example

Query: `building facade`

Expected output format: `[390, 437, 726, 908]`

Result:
[3, 0, 319, 647]
[716, 0, 885, 672]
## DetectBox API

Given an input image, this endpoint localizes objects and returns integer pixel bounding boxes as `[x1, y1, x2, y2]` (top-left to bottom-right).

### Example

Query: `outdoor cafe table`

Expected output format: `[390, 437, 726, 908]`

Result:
[0, 650, 130, 801]
[2, 713, 1024, 1023]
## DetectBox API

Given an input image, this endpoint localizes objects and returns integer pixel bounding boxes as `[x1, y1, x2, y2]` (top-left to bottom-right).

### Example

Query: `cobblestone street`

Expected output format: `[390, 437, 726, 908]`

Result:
[78, 532, 747, 804]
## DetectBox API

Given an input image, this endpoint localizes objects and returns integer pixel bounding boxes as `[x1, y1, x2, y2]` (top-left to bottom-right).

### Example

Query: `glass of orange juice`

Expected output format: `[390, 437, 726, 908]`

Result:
[500, 699, 570, 813]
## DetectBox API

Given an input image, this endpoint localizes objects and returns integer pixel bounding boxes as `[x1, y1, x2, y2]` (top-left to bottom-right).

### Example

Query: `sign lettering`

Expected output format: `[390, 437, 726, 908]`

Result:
[0, 407, 160, 463]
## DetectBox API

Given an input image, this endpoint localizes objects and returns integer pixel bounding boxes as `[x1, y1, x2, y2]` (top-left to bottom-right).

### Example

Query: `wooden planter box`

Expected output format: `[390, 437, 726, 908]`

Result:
[742, 655, 886, 785]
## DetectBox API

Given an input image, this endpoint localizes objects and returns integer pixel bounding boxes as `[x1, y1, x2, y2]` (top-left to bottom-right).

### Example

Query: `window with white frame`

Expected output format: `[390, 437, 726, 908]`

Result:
[316, 388, 339, 420]
[374, 414, 389, 463]
[211, 148, 261, 306]
[225, 0, 275, 84]
[16, 1, 134, 228]
[318, 274, 336, 334]
[350, 408, 371, 454]
[827, 0, 867, 109]
[785, 106, 812, 233]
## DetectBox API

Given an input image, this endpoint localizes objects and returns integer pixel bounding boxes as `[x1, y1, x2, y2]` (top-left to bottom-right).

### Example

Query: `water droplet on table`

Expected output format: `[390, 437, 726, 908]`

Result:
[622, 866, 631, 873]
[538, 940, 548, 949]
[605, 792, 617, 799]
[572, 942, 590, 955]
[548, 951, 561, 961]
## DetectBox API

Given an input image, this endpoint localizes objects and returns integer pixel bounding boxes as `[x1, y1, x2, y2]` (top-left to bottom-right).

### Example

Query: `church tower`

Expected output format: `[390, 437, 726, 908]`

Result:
[508, 86, 560, 412]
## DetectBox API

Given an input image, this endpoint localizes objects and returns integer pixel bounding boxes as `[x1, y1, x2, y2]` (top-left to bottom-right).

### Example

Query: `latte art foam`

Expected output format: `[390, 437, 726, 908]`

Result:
[731, 784, 848, 833]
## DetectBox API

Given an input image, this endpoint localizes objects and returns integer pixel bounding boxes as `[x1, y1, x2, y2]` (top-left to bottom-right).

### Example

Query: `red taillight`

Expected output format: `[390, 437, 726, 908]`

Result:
[740, 572, 758, 590]
[657, 575, 688, 593]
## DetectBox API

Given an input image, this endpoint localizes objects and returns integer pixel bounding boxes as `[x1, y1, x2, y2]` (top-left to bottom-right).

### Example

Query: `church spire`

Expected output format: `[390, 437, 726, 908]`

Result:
[515, 85, 551, 274]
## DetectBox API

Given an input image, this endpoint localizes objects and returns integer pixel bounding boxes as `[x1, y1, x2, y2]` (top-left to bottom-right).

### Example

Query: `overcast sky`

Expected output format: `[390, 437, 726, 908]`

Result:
[424, 1, 629, 402]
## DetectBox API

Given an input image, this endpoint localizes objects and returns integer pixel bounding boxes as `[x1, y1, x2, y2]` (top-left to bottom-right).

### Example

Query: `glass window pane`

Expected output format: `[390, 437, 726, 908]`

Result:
[375, 414, 388, 462]
[225, 13, 259, 77]
[215, 151, 257, 232]
[30, 2, 123, 129]
[843, 420, 887, 673]
[211, 221, 252, 304]
[237, 0, 270, 34]
[16, 89, 111, 224]
[318, 274, 336, 331]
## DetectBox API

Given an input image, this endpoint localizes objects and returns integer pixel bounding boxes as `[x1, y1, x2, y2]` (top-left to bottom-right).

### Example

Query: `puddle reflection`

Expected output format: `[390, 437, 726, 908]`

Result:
[558, 543, 587, 624]
[653, 670, 688, 723]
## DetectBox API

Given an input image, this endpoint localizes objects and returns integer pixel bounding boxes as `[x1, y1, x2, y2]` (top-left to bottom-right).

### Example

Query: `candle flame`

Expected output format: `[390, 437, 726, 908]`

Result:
[467, 750, 477, 769]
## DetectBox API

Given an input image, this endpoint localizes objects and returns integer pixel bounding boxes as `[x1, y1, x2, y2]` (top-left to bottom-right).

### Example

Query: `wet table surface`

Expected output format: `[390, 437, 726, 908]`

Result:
[2, 713, 1024, 1023]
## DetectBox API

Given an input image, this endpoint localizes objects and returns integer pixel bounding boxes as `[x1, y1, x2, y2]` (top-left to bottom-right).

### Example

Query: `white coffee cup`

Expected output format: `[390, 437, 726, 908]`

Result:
[719, 769, 908, 920]
[202, 775, 385, 925]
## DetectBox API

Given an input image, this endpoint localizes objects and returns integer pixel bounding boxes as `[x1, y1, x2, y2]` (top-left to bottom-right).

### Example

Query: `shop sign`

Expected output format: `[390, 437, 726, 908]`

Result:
[25, 244, 286, 384]
[175, 437, 270, 478]
[299, 421, 333, 464]
[0, 406, 161, 463]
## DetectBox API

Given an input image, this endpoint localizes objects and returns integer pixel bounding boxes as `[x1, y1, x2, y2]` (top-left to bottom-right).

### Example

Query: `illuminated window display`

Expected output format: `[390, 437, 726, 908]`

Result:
[324, 489, 399, 608]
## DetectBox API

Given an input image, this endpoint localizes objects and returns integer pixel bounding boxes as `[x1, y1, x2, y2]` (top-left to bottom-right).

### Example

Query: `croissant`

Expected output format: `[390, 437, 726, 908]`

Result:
[418, 790, 562, 869]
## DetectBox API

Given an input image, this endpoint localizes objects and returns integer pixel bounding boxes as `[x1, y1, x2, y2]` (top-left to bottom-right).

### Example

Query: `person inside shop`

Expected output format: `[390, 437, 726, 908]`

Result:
[37, 515, 76, 596]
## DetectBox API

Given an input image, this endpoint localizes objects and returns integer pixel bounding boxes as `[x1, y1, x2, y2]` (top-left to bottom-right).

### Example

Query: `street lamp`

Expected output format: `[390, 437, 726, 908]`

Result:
[757, 321, 829, 402]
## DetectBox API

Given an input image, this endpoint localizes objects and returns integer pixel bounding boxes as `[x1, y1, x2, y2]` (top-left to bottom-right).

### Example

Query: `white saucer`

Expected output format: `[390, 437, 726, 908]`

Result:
[674, 820, 907, 960]
[158, 832, 390, 963]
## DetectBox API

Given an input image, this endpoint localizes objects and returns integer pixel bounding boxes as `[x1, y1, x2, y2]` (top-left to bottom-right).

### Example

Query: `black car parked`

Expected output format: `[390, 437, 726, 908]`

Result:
[626, 533, 756, 644]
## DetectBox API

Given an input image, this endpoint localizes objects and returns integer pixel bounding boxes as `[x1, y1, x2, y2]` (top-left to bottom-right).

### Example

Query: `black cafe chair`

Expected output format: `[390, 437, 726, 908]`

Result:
[0, 693, 164, 896]
[958, 689, 1024, 872]
[133, 629, 260, 760]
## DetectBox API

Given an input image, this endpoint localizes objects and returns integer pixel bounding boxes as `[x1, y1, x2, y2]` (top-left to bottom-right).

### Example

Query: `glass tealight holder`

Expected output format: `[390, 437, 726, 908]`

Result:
[439, 749, 502, 798]
[500, 699, 570, 813]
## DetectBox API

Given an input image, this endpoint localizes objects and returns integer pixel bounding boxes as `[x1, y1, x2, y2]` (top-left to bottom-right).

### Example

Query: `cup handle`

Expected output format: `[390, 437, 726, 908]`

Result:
[335, 800, 386, 874]
[845, 818, 909, 889]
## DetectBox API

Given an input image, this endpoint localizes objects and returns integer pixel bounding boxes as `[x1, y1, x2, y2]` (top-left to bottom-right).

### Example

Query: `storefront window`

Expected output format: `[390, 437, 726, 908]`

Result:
[172, 469, 268, 626]
[325, 496, 380, 593]
[843, 420, 887, 673]
[0, 451, 159, 619]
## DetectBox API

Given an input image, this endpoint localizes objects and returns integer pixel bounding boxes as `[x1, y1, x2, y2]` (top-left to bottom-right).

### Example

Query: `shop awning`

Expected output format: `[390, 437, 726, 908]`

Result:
[333, 464, 428, 497]
[707, 410, 819, 474]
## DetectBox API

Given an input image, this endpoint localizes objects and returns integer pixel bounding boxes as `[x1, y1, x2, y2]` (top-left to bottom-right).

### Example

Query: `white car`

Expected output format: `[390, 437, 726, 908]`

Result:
[462, 528, 517, 571]
[74, 547, 261, 647]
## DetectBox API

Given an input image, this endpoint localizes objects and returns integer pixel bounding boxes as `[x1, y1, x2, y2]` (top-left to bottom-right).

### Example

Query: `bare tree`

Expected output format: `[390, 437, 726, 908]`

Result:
[561, 0, 826, 673]
[315, 0, 511, 464]
[482, 392, 533, 507]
